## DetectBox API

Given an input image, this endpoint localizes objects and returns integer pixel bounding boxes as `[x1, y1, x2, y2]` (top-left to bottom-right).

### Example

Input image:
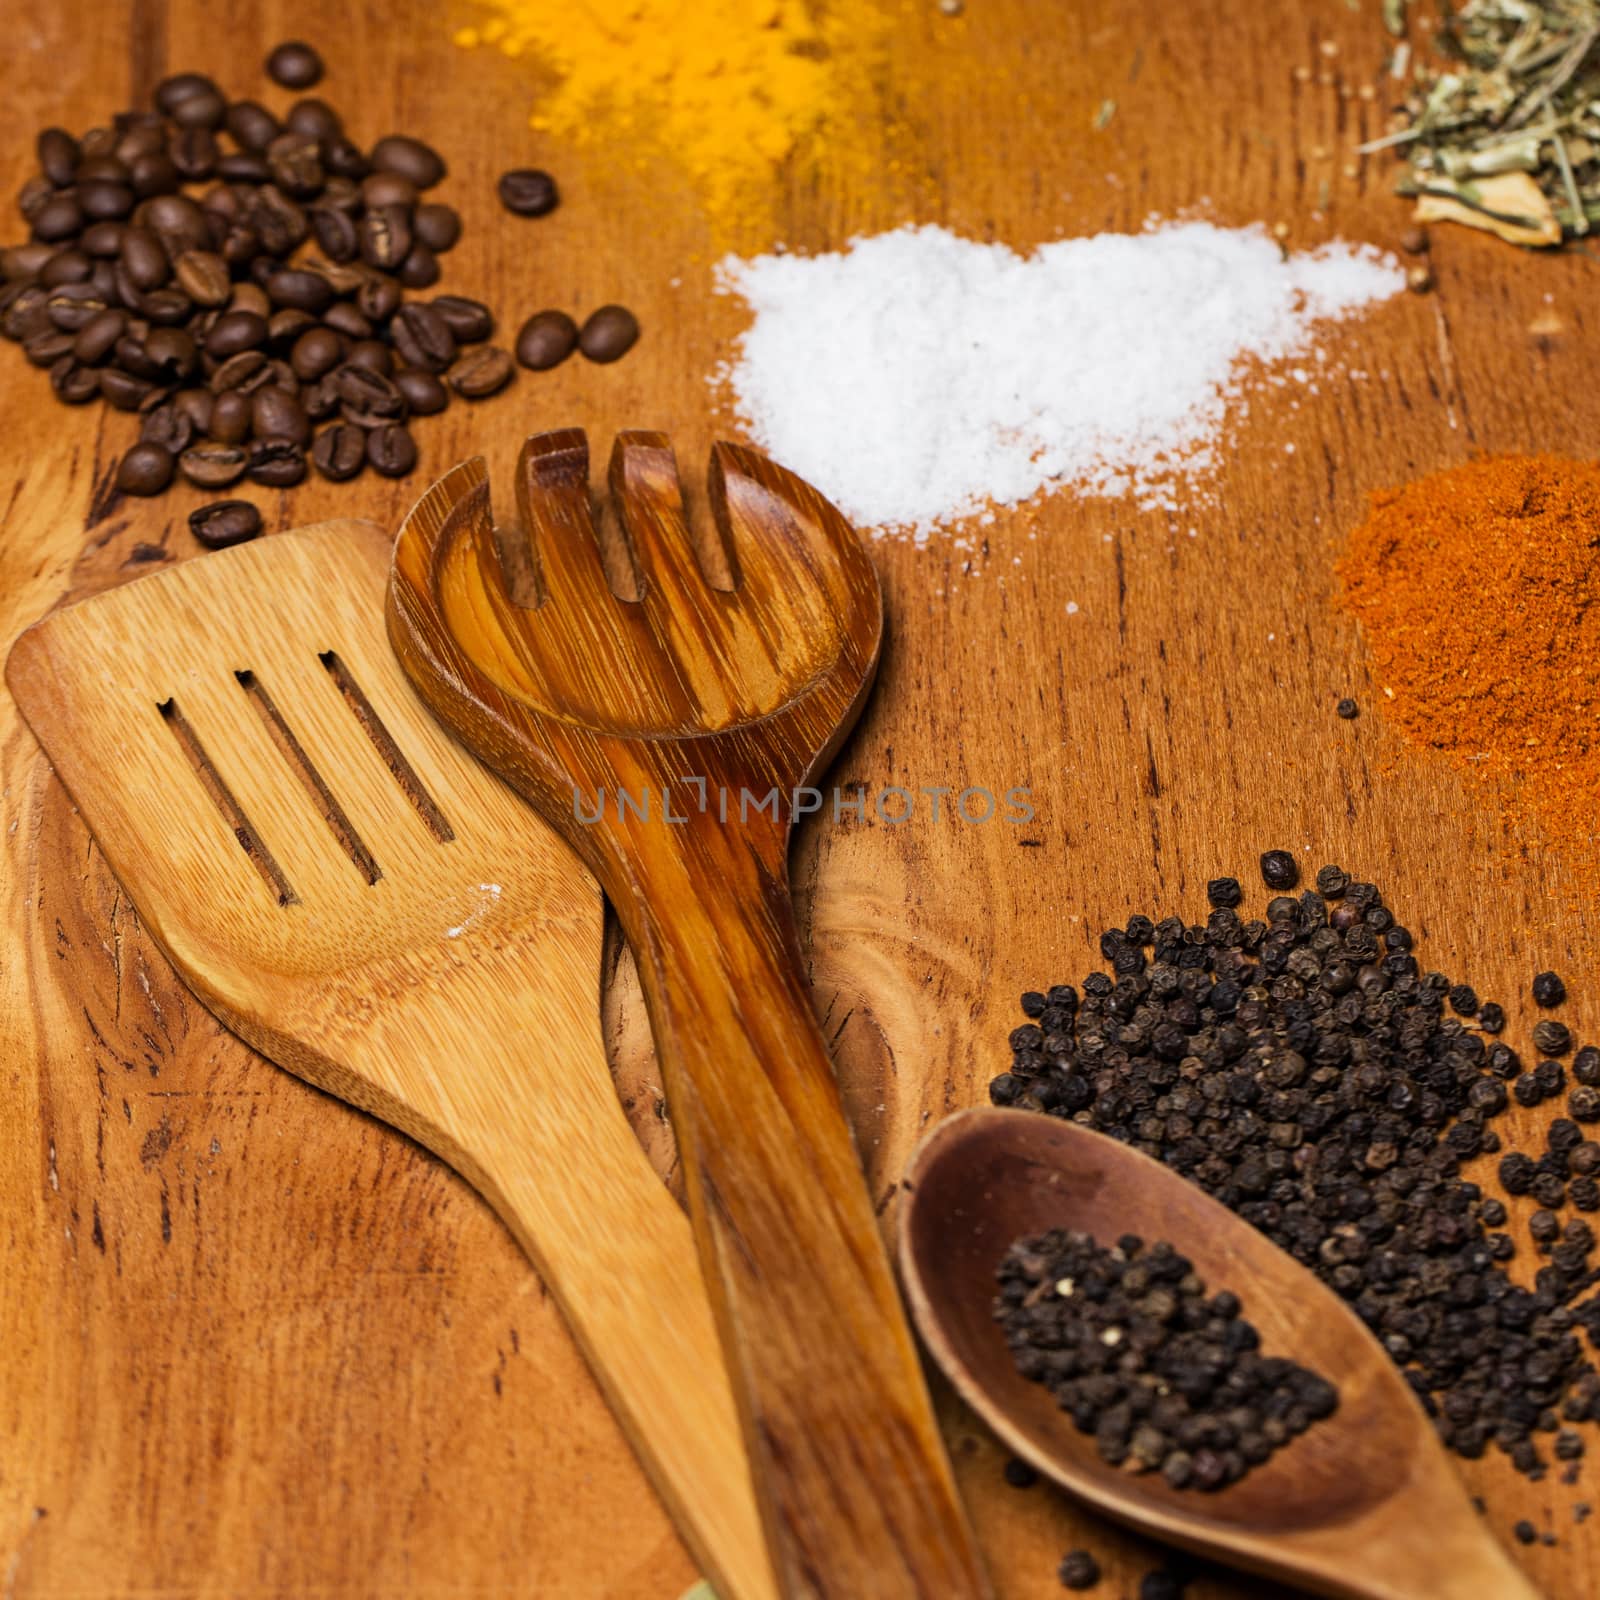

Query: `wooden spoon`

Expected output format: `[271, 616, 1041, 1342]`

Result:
[898, 1107, 1542, 1600]
[388, 431, 990, 1600]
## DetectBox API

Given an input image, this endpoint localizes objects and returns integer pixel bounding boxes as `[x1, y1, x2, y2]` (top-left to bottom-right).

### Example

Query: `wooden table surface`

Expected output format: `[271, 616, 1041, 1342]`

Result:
[2, 2, 1597, 1596]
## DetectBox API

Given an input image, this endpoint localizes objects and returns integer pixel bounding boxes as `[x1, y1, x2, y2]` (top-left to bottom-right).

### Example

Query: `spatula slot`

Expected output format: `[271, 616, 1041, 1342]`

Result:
[235, 670, 383, 885]
[318, 652, 455, 844]
[157, 697, 299, 906]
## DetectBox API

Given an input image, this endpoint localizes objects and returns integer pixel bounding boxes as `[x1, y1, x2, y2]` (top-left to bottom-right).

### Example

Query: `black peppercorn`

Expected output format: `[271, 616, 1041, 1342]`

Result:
[1336, 697, 1359, 719]
[1057, 1550, 1101, 1591]
[1259, 850, 1299, 890]
[1534, 1020, 1573, 1056]
[1533, 971, 1568, 1008]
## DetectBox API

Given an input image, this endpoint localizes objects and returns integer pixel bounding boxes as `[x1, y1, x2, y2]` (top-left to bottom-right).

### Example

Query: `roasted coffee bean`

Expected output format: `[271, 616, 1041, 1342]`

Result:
[141, 288, 194, 326]
[251, 387, 310, 446]
[210, 349, 273, 393]
[304, 254, 366, 297]
[18, 174, 56, 224]
[173, 86, 226, 131]
[393, 367, 448, 416]
[3, 241, 58, 281]
[303, 372, 341, 421]
[144, 194, 211, 256]
[32, 194, 84, 242]
[89, 257, 120, 303]
[362, 171, 418, 210]
[79, 180, 135, 222]
[290, 325, 342, 380]
[413, 203, 461, 253]
[449, 345, 514, 399]
[79, 221, 126, 259]
[323, 139, 369, 181]
[119, 227, 169, 291]
[115, 441, 174, 494]
[266, 266, 334, 314]
[371, 134, 445, 190]
[48, 354, 98, 401]
[78, 127, 119, 161]
[311, 205, 359, 263]
[155, 72, 216, 116]
[226, 99, 281, 152]
[358, 203, 411, 271]
[217, 151, 273, 184]
[267, 132, 324, 199]
[366, 423, 417, 477]
[515, 309, 577, 370]
[205, 310, 269, 358]
[251, 186, 309, 255]
[208, 389, 252, 443]
[321, 301, 371, 341]
[140, 399, 197, 455]
[577, 304, 639, 364]
[397, 243, 439, 289]
[344, 339, 393, 375]
[3, 285, 52, 341]
[179, 441, 250, 488]
[189, 498, 262, 548]
[141, 328, 194, 380]
[37, 127, 81, 187]
[268, 307, 316, 347]
[114, 119, 166, 160]
[112, 333, 162, 379]
[497, 167, 558, 217]
[40, 250, 93, 288]
[248, 438, 307, 487]
[227, 283, 272, 320]
[77, 154, 131, 185]
[72, 308, 126, 364]
[46, 283, 110, 332]
[392, 303, 456, 372]
[174, 249, 231, 307]
[355, 274, 401, 324]
[99, 366, 154, 411]
[430, 294, 493, 343]
[26, 327, 76, 367]
[285, 98, 342, 145]
[128, 151, 180, 198]
[267, 39, 324, 89]
[170, 386, 213, 433]
[311, 422, 367, 481]
[319, 176, 363, 213]
[337, 362, 405, 424]
[171, 127, 219, 182]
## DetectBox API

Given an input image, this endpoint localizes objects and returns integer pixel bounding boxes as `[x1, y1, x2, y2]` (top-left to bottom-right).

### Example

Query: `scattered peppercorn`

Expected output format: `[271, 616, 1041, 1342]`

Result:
[1336, 697, 1359, 719]
[1535, 1020, 1574, 1056]
[990, 867, 1600, 1481]
[1259, 850, 1299, 890]
[1057, 1549, 1101, 1591]
[997, 1231, 1338, 1491]
[1514, 1520, 1538, 1545]
[1139, 1571, 1188, 1600]
[1002, 1456, 1037, 1489]
[1535, 971, 1569, 1008]
[1206, 877, 1242, 909]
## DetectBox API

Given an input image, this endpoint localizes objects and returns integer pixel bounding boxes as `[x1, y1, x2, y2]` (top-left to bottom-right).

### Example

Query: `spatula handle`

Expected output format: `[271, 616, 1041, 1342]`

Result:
[621, 828, 990, 1600]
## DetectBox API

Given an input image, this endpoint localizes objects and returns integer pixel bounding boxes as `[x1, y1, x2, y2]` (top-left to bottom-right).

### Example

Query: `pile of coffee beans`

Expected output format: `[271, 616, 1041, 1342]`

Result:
[990, 862, 1600, 1485]
[0, 43, 640, 507]
[997, 1230, 1338, 1492]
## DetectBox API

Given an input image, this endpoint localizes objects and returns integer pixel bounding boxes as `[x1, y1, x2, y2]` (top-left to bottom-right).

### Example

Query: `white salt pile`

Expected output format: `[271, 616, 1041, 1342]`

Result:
[714, 221, 1405, 541]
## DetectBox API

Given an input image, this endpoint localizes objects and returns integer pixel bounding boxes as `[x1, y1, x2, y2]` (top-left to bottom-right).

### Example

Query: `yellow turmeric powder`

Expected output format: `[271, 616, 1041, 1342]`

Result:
[453, 0, 896, 238]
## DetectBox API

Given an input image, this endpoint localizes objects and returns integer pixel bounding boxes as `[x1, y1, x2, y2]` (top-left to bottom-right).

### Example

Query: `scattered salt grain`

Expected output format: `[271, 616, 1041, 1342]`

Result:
[714, 221, 1403, 542]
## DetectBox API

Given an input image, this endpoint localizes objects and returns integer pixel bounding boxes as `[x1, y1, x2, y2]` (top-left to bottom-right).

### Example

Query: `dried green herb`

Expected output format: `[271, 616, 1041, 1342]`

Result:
[1369, 0, 1600, 244]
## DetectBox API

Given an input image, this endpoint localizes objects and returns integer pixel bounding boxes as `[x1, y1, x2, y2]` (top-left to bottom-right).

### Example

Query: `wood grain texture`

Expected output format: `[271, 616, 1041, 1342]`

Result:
[0, 0, 1596, 1597]
[902, 1110, 1541, 1600]
[4, 523, 773, 1600]
[388, 433, 987, 1599]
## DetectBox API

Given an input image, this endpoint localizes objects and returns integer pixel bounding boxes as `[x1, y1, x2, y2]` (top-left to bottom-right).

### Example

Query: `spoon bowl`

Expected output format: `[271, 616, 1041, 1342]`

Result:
[899, 1107, 1542, 1600]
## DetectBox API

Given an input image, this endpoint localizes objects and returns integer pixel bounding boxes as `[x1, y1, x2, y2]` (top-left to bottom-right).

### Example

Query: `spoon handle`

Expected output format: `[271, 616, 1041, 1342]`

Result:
[618, 820, 990, 1600]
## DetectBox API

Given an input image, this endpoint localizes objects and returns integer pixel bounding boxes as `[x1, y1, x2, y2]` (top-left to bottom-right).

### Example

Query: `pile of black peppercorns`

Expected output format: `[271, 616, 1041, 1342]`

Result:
[997, 1230, 1338, 1490]
[990, 855, 1600, 1490]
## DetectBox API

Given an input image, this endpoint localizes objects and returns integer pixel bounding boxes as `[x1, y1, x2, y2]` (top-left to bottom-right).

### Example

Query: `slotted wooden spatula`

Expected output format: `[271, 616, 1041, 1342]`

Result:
[5, 520, 775, 1600]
